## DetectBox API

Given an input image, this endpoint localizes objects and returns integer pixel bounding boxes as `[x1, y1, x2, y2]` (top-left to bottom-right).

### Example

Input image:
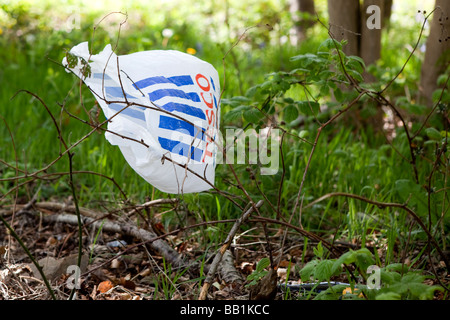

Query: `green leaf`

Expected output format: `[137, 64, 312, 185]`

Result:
[332, 250, 357, 274]
[283, 104, 299, 123]
[65, 52, 78, 69]
[425, 127, 442, 141]
[299, 130, 309, 139]
[375, 292, 402, 300]
[245, 85, 259, 98]
[405, 103, 427, 115]
[313, 241, 324, 259]
[318, 38, 343, 51]
[346, 69, 363, 83]
[299, 260, 320, 282]
[333, 87, 343, 102]
[290, 53, 324, 67]
[347, 55, 366, 70]
[243, 108, 263, 123]
[256, 258, 270, 273]
[314, 260, 338, 282]
[224, 105, 249, 122]
[437, 74, 449, 86]
[297, 100, 320, 116]
[346, 56, 366, 75]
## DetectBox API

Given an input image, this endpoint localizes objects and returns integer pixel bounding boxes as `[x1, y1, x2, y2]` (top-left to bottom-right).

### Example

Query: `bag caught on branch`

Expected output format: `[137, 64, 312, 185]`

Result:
[62, 42, 220, 194]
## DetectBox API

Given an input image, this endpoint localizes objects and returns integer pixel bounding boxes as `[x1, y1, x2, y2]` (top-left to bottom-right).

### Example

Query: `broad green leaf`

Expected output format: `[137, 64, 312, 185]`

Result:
[318, 38, 343, 51]
[243, 108, 263, 123]
[256, 258, 270, 273]
[299, 130, 309, 139]
[437, 74, 449, 86]
[347, 55, 366, 70]
[313, 241, 324, 259]
[299, 260, 320, 282]
[346, 69, 363, 83]
[333, 87, 343, 102]
[404, 103, 427, 115]
[224, 105, 249, 122]
[314, 260, 338, 282]
[425, 127, 442, 141]
[245, 85, 259, 98]
[297, 100, 320, 116]
[375, 292, 402, 300]
[283, 104, 299, 123]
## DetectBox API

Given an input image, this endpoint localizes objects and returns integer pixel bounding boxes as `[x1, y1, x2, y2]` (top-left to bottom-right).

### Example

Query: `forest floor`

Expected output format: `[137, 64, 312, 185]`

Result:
[1, 196, 448, 300]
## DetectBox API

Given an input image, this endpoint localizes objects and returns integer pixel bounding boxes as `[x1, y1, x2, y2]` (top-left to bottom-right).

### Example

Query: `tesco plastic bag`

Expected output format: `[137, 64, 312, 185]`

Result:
[62, 42, 220, 194]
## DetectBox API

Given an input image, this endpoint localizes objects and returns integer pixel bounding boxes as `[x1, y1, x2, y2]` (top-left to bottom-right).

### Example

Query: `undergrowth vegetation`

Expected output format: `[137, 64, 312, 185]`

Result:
[0, 0, 449, 300]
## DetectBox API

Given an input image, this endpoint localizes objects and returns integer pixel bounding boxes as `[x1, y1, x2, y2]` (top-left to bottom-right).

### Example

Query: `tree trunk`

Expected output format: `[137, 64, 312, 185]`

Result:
[290, 0, 316, 45]
[383, 0, 393, 26]
[327, 0, 361, 56]
[419, 0, 450, 107]
[361, 0, 385, 82]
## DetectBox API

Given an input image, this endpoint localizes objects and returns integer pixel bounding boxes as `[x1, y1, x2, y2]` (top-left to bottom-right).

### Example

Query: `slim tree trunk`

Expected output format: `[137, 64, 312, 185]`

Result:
[420, 0, 450, 107]
[384, 0, 393, 26]
[327, 0, 361, 56]
[361, 0, 384, 82]
[290, 0, 316, 45]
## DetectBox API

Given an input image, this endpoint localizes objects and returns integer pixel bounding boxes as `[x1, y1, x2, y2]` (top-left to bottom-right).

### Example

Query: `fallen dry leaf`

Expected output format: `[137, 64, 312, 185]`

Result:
[98, 280, 114, 293]
[119, 277, 136, 290]
[278, 260, 293, 268]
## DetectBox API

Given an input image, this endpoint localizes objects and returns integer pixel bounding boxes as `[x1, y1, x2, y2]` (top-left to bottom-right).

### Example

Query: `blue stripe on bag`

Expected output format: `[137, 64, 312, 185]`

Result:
[159, 116, 205, 141]
[105, 87, 138, 99]
[109, 104, 145, 121]
[133, 75, 193, 89]
[93, 73, 113, 80]
[158, 137, 203, 162]
[158, 102, 206, 120]
[148, 89, 200, 103]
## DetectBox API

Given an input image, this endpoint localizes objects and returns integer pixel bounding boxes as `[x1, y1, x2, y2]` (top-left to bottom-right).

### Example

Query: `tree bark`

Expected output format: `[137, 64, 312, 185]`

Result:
[327, 0, 361, 56]
[290, 0, 316, 44]
[361, 0, 384, 67]
[419, 0, 450, 107]
[383, 0, 393, 26]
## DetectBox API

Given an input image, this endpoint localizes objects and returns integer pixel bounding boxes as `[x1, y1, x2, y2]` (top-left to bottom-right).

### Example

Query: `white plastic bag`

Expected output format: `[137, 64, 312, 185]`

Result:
[62, 42, 220, 194]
